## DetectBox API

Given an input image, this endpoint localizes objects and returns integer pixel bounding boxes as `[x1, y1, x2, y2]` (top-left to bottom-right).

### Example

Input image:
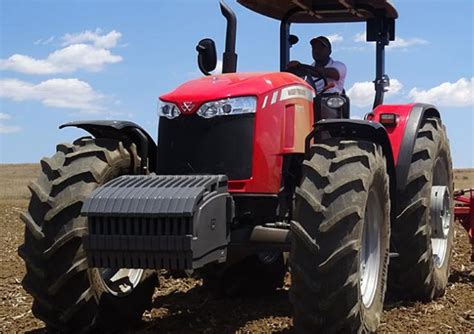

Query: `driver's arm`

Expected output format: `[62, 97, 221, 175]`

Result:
[314, 66, 340, 81]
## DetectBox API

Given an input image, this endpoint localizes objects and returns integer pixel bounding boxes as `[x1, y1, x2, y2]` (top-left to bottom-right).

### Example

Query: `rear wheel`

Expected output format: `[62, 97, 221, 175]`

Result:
[290, 139, 390, 333]
[18, 137, 158, 332]
[390, 117, 454, 300]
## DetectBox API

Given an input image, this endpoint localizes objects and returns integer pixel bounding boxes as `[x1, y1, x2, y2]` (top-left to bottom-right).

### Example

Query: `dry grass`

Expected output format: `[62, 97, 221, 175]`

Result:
[0, 164, 472, 332]
[454, 168, 474, 190]
[0, 164, 472, 206]
[0, 164, 39, 206]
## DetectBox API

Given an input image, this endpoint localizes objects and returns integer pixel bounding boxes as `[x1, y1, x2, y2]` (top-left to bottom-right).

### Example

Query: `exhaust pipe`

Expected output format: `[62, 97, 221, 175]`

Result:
[220, 0, 237, 73]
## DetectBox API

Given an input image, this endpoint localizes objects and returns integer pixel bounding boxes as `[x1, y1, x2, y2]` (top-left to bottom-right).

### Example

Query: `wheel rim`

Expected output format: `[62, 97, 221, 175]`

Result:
[431, 159, 451, 269]
[360, 189, 382, 308]
[99, 268, 144, 297]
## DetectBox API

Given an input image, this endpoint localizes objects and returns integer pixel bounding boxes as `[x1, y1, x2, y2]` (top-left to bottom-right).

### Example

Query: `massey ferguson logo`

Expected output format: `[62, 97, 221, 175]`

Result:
[181, 101, 194, 113]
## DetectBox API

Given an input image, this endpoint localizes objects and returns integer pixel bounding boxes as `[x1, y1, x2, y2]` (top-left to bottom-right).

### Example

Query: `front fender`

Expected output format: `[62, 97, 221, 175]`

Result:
[60, 120, 157, 173]
[305, 119, 397, 209]
[371, 103, 441, 191]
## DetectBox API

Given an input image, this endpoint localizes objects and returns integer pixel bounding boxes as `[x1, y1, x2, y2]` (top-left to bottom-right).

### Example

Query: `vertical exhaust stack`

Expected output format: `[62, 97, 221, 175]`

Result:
[220, 0, 238, 73]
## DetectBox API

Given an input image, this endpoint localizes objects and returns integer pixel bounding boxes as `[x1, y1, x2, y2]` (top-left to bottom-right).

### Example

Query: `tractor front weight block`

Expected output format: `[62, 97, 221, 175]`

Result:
[81, 175, 232, 270]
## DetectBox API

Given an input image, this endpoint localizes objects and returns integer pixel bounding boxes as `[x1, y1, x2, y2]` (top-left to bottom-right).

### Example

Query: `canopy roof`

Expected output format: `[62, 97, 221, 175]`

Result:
[237, 0, 398, 23]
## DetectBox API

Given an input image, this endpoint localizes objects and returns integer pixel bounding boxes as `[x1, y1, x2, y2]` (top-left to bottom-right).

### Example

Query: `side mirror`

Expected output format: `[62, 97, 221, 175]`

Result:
[196, 38, 217, 76]
[289, 34, 299, 47]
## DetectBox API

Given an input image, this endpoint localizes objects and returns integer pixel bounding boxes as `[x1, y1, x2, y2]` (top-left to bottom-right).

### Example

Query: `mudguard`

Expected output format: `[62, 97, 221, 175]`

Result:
[371, 103, 441, 191]
[60, 120, 157, 173]
[306, 118, 397, 204]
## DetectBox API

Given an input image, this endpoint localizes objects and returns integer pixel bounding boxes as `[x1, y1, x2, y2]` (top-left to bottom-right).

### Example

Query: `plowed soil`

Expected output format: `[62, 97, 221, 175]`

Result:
[0, 164, 473, 333]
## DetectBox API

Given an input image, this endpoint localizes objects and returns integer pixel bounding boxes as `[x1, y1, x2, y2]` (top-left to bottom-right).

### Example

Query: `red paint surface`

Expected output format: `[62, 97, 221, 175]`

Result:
[160, 72, 313, 194]
[160, 72, 308, 113]
[284, 104, 296, 149]
[455, 189, 474, 261]
[372, 103, 416, 164]
[160, 74, 431, 196]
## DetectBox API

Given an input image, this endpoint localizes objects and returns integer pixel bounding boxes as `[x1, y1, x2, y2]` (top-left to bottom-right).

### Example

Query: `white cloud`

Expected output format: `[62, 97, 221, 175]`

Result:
[353, 31, 428, 50]
[336, 46, 368, 52]
[388, 37, 428, 50]
[0, 29, 123, 74]
[327, 34, 343, 44]
[0, 113, 21, 134]
[353, 32, 366, 43]
[0, 78, 107, 113]
[62, 29, 122, 49]
[0, 113, 12, 120]
[0, 123, 22, 134]
[347, 79, 403, 107]
[409, 77, 474, 107]
[34, 36, 55, 45]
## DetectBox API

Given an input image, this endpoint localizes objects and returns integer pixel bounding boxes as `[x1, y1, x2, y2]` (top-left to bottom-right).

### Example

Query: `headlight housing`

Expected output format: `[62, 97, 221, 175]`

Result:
[326, 96, 346, 108]
[158, 101, 180, 119]
[197, 96, 257, 119]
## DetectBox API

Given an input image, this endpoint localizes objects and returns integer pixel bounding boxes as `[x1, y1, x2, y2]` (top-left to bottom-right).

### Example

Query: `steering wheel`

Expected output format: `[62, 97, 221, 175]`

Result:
[286, 63, 328, 93]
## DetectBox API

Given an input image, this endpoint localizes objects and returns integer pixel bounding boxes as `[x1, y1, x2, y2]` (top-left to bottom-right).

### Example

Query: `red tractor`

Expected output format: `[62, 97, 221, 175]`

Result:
[19, 1, 457, 332]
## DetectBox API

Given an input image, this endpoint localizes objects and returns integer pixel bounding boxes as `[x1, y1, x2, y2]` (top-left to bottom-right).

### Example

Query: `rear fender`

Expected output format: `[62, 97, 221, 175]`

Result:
[306, 119, 397, 208]
[60, 120, 157, 173]
[371, 103, 441, 191]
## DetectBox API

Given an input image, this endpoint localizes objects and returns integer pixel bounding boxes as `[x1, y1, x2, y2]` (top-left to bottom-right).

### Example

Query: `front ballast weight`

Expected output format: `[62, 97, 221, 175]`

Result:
[82, 175, 232, 270]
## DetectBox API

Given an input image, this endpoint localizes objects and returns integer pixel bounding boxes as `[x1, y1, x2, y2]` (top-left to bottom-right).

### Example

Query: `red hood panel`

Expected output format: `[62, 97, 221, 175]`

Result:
[159, 72, 310, 114]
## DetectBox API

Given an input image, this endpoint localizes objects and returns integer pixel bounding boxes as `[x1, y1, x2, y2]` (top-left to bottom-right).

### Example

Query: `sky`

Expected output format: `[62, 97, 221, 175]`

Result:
[0, 0, 473, 167]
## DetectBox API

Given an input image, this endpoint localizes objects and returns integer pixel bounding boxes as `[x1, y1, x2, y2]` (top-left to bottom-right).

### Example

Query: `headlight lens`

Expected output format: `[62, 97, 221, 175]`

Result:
[158, 101, 180, 119]
[197, 96, 256, 119]
[326, 96, 345, 108]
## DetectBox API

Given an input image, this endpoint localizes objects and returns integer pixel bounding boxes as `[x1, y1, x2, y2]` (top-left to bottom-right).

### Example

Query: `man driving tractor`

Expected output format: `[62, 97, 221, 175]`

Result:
[287, 35, 347, 119]
[287, 35, 347, 94]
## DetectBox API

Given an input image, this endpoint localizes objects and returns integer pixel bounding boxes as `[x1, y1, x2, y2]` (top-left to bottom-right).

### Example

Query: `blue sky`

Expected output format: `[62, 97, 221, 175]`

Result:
[0, 0, 473, 167]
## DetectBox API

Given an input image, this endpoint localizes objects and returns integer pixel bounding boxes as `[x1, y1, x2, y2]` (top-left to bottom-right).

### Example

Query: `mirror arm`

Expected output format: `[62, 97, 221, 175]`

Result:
[196, 44, 212, 76]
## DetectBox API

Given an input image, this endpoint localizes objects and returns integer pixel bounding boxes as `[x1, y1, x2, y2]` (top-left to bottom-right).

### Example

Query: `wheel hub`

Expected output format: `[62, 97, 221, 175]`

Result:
[430, 185, 451, 268]
[99, 268, 144, 297]
[430, 186, 450, 239]
[360, 190, 382, 308]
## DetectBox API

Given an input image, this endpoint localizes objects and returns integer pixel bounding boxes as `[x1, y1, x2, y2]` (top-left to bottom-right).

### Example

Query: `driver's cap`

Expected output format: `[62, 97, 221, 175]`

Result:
[310, 36, 332, 50]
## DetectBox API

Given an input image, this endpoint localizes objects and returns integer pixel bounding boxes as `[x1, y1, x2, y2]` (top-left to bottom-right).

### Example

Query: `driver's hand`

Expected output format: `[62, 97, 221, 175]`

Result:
[286, 60, 301, 68]
[314, 65, 325, 76]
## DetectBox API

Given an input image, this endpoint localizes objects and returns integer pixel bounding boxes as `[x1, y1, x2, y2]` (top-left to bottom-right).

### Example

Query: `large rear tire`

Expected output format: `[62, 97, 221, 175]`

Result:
[390, 117, 454, 300]
[290, 139, 390, 333]
[18, 137, 158, 332]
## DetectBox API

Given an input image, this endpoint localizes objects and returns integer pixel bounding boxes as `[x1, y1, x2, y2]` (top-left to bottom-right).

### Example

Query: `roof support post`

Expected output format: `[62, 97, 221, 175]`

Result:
[371, 15, 394, 109]
[280, 8, 304, 72]
[280, 19, 290, 71]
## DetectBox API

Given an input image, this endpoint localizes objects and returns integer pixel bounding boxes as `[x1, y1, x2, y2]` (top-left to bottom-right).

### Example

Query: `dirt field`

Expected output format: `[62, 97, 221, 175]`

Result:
[0, 164, 473, 333]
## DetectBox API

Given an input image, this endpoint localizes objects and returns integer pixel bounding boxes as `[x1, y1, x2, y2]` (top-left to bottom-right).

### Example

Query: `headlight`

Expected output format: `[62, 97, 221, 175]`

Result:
[326, 96, 345, 108]
[197, 96, 256, 118]
[158, 101, 180, 119]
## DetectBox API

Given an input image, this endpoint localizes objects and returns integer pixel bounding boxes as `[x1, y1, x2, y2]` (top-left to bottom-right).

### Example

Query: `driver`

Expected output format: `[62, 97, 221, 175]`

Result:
[288, 36, 347, 94]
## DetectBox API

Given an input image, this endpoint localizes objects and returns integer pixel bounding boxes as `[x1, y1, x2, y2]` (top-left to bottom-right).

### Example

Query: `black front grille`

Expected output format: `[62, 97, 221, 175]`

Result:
[156, 113, 255, 180]
[89, 216, 193, 236]
[81, 175, 230, 270]
[85, 216, 194, 269]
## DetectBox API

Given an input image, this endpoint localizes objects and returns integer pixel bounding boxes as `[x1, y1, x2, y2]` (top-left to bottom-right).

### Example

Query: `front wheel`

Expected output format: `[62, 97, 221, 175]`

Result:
[289, 139, 390, 333]
[18, 137, 158, 332]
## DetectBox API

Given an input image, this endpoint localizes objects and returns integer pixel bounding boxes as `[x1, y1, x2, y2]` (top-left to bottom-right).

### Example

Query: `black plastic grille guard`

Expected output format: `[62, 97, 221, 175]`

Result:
[81, 174, 231, 270]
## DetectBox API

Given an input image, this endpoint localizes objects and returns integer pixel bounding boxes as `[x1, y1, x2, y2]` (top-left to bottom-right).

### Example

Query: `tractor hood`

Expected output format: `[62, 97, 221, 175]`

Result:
[159, 72, 309, 115]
